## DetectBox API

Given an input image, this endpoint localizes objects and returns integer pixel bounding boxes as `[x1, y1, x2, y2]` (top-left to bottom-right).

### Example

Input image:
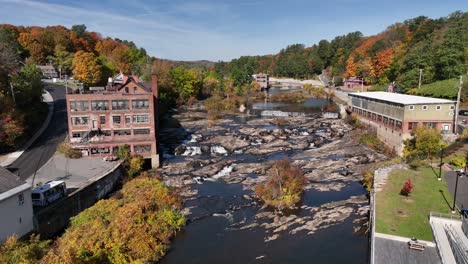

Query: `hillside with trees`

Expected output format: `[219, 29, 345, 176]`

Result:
[215, 11, 467, 93]
[0, 12, 466, 152]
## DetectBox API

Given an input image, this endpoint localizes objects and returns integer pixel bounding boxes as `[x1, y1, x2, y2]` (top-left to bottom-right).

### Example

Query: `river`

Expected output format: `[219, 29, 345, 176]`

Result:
[158, 96, 384, 264]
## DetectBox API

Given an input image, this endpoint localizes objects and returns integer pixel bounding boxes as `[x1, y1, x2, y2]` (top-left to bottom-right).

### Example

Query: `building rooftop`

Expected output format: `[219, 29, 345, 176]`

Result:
[0, 166, 26, 194]
[349, 92, 455, 105]
[28, 153, 119, 189]
[36, 65, 56, 71]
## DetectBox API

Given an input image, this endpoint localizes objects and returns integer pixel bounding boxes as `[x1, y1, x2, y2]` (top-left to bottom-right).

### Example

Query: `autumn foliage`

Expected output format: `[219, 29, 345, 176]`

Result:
[72, 51, 102, 86]
[400, 179, 414, 196]
[42, 175, 185, 263]
[255, 159, 307, 209]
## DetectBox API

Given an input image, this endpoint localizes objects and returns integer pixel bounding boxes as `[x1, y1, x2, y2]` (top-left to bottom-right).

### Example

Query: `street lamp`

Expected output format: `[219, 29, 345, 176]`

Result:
[439, 147, 444, 181]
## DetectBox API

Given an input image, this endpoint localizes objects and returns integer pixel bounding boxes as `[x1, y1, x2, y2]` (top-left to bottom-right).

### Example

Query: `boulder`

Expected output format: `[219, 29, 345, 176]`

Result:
[206, 135, 250, 152]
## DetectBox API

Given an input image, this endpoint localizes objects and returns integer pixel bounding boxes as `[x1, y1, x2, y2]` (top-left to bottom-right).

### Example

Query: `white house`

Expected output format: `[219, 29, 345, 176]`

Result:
[0, 167, 33, 243]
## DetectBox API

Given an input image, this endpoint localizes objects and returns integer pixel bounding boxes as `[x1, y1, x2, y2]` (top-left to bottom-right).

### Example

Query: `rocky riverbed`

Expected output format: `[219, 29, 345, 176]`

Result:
[158, 99, 386, 264]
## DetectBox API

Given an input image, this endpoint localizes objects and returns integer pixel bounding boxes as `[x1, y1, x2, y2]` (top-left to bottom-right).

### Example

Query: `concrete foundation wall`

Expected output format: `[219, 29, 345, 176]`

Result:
[33, 164, 124, 238]
[360, 118, 409, 155]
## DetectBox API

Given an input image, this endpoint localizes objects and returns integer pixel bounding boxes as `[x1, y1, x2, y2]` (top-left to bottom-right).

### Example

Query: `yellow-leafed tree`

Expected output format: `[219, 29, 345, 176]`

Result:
[72, 50, 102, 86]
[344, 55, 357, 78]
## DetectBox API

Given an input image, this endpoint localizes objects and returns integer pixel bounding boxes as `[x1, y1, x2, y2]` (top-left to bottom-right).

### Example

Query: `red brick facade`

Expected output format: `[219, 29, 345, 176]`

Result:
[66, 74, 160, 167]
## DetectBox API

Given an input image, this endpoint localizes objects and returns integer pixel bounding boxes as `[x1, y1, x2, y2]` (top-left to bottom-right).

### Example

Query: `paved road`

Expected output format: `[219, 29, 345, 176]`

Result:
[319, 70, 328, 85]
[7, 83, 68, 180]
[445, 171, 468, 210]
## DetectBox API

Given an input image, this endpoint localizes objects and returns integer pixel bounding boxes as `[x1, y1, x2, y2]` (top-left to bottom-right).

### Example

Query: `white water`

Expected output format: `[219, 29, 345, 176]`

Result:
[211, 165, 234, 180]
[182, 146, 202, 156]
[211, 145, 228, 155]
[212, 212, 234, 222]
[189, 134, 202, 143]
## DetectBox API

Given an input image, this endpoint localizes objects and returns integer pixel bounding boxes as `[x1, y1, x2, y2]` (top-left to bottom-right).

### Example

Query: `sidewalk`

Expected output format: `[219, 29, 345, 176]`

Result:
[0, 89, 54, 167]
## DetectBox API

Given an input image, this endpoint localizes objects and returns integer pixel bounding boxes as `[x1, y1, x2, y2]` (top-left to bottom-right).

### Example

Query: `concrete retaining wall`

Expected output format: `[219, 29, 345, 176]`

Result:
[32, 164, 124, 238]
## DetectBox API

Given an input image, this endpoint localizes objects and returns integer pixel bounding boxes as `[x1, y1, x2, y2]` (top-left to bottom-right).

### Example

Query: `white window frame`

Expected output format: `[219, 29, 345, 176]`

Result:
[422, 105, 428, 110]
[408, 105, 415, 110]
[112, 115, 121, 124]
[436, 105, 441, 110]
[132, 114, 150, 123]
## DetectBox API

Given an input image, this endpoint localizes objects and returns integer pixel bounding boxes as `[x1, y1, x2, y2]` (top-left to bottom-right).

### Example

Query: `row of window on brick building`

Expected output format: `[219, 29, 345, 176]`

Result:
[352, 107, 403, 130]
[69, 99, 149, 112]
[89, 145, 152, 155]
[71, 128, 150, 139]
[70, 114, 149, 126]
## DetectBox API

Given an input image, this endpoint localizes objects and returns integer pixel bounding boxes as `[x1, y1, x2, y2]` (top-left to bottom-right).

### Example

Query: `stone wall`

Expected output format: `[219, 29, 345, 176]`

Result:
[32, 164, 123, 238]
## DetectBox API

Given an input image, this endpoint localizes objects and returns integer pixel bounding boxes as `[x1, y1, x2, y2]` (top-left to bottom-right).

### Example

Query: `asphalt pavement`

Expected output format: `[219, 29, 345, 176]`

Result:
[7, 82, 68, 180]
[445, 170, 468, 210]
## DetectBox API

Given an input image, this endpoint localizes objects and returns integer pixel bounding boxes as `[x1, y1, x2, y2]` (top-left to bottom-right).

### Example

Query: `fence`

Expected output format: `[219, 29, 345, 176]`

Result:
[369, 189, 376, 264]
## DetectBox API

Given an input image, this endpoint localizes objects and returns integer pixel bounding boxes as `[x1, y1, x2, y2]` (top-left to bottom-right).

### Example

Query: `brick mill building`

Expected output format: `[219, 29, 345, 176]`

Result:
[66, 74, 160, 167]
[349, 92, 456, 155]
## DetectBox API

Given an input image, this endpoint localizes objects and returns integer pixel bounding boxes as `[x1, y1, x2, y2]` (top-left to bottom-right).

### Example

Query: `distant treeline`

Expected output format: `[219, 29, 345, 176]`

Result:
[214, 11, 467, 92]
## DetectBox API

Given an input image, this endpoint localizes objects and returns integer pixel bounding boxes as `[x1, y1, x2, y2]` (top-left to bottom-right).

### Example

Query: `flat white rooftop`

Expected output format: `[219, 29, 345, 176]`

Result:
[350, 92, 455, 105]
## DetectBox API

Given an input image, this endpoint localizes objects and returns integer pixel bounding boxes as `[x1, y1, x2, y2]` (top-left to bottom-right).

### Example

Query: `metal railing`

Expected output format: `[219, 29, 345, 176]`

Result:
[369, 189, 376, 264]
[430, 212, 462, 221]
[444, 224, 468, 264]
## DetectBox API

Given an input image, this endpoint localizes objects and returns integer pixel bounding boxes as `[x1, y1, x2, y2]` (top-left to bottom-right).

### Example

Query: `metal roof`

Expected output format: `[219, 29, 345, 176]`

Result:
[0, 166, 25, 194]
[349, 92, 455, 105]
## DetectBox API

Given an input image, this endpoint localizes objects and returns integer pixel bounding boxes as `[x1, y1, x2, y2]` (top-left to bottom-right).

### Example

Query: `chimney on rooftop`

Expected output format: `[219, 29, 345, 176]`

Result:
[151, 74, 158, 98]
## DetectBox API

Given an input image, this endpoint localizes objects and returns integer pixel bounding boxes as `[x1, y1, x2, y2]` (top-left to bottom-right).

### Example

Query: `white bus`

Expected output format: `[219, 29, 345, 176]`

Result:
[31, 181, 67, 206]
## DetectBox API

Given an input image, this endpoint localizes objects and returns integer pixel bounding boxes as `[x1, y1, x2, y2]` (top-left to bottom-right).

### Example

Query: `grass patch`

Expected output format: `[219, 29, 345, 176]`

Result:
[376, 167, 453, 241]
[406, 76, 467, 100]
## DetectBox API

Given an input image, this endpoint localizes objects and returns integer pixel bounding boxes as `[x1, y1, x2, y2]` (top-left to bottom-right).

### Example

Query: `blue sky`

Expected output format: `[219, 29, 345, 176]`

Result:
[0, 0, 465, 61]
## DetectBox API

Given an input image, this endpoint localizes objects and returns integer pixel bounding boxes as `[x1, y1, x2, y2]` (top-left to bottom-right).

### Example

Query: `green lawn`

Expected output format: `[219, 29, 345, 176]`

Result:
[375, 167, 454, 241]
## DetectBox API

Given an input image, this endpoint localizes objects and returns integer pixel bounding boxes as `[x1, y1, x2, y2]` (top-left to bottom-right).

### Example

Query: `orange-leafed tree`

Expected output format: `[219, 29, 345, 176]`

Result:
[72, 51, 102, 86]
[372, 48, 394, 79]
[110, 45, 132, 74]
[345, 55, 357, 77]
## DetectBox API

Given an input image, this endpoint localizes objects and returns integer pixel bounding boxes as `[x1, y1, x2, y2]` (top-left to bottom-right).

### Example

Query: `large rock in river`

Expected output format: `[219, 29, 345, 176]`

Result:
[206, 135, 250, 152]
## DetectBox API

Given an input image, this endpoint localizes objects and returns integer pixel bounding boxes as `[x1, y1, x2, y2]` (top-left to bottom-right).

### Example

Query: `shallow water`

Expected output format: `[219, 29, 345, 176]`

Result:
[160, 97, 369, 264]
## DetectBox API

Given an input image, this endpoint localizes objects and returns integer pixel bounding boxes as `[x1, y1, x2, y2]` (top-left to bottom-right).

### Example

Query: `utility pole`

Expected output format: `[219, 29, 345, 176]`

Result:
[454, 75, 463, 134]
[418, 69, 423, 89]
[439, 147, 444, 181]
